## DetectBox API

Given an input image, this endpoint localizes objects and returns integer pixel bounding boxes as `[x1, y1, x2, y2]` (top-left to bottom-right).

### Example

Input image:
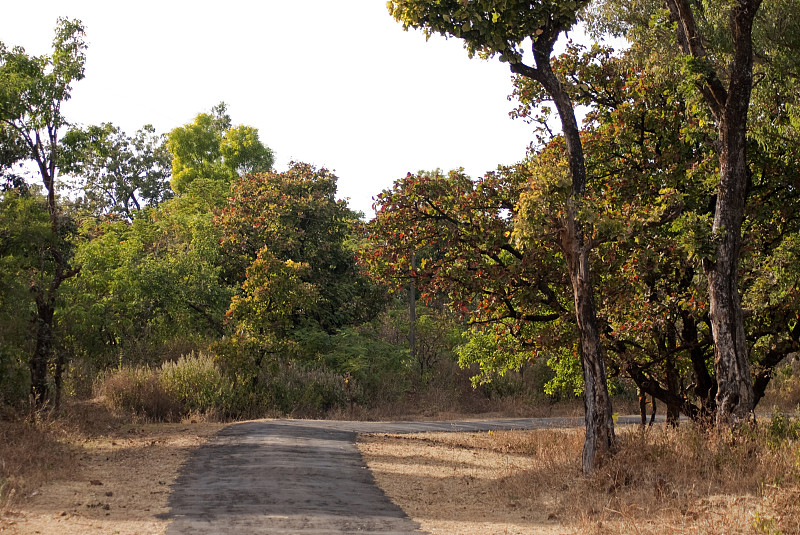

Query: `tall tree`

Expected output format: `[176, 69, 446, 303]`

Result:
[219, 162, 383, 336]
[664, 0, 762, 425]
[61, 123, 172, 219]
[167, 103, 274, 194]
[388, 0, 614, 473]
[0, 18, 85, 405]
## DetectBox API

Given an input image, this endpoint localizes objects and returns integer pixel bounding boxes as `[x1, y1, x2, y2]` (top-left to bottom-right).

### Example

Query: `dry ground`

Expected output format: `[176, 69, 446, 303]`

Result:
[0, 404, 224, 535]
[3, 407, 799, 535]
[358, 426, 800, 535]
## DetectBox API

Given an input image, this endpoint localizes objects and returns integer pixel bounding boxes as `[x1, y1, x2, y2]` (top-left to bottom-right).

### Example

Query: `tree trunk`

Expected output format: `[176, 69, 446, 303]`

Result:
[31, 298, 55, 406]
[707, 0, 760, 424]
[666, 0, 761, 425]
[566, 237, 616, 472]
[681, 310, 716, 419]
[512, 34, 616, 474]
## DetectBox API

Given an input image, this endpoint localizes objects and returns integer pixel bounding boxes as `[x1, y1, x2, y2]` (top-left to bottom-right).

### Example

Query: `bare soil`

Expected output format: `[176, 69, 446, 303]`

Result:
[4, 412, 799, 534]
[1, 419, 224, 535]
[358, 432, 566, 534]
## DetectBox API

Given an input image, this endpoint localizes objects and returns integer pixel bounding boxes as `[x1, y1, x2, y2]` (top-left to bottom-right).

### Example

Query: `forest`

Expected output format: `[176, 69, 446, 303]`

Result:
[2, 0, 800, 484]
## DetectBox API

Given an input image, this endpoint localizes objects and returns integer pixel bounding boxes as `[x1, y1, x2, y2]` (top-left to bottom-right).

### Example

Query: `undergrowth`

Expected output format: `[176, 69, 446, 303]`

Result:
[482, 411, 800, 534]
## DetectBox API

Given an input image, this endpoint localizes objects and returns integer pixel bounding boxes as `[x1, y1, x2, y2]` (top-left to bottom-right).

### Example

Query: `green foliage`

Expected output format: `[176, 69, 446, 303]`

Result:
[765, 409, 800, 449]
[0, 190, 56, 402]
[63, 180, 232, 368]
[159, 353, 233, 415]
[61, 122, 172, 219]
[167, 103, 273, 194]
[544, 348, 584, 397]
[0, 346, 28, 406]
[220, 162, 384, 340]
[387, 0, 588, 63]
[0, 18, 87, 405]
[456, 328, 528, 386]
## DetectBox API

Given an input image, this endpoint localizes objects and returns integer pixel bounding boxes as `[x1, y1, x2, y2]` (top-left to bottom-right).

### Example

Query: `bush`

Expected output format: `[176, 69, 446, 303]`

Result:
[159, 352, 233, 416]
[266, 363, 356, 418]
[0, 347, 28, 407]
[99, 366, 180, 421]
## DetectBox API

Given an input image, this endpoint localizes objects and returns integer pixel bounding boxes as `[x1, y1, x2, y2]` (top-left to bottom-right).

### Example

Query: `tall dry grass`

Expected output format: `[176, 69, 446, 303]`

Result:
[415, 416, 800, 534]
[0, 416, 75, 514]
[0, 399, 130, 515]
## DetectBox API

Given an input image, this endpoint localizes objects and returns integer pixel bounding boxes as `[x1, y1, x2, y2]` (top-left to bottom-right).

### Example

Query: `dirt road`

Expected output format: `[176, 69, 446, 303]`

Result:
[163, 417, 642, 534]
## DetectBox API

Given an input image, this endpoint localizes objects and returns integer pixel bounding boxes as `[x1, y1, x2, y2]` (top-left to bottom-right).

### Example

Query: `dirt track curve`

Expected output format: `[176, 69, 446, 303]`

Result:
[163, 416, 641, 534]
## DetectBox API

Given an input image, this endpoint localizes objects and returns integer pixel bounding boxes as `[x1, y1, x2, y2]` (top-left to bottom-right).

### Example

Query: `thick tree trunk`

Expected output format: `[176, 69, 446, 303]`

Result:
[707, 1, 759, 424]
[666, 0, 760, 425]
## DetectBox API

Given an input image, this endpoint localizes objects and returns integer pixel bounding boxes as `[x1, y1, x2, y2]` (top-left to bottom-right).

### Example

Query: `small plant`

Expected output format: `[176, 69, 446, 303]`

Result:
[159, 352, 233, 416]
[753, 511, 783, 535]
[766, 408, 800, 449]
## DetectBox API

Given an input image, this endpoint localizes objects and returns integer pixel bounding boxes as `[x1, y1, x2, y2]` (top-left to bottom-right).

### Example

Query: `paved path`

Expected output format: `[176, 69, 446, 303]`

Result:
[164, 416, 642, 534]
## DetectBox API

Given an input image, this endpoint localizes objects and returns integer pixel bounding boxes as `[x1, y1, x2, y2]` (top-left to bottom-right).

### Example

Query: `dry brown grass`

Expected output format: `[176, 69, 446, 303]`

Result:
[359, 422, 800, 534]
[0, 400, 225, 535]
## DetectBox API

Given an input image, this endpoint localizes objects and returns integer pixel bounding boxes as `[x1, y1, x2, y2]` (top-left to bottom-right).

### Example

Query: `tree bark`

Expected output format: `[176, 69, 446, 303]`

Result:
[666, 0, 761, 424]
[511, 28, 616, 474]
[681, 310, 716, 419]
[31, 297, 55, 405]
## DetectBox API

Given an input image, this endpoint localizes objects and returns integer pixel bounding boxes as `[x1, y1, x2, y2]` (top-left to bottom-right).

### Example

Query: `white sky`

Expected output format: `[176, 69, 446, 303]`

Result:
[1, 1, 540, 217]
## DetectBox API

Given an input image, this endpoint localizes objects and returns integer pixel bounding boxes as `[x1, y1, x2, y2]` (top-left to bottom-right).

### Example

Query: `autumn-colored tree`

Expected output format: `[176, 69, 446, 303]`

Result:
[388, 0, 614, 473]
[514, 36, 800, 424]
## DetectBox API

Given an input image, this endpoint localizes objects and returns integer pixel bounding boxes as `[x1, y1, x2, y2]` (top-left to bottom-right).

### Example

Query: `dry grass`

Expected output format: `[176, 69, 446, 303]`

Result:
[359, 422, 800, 534]
[0, 400, 225, 535]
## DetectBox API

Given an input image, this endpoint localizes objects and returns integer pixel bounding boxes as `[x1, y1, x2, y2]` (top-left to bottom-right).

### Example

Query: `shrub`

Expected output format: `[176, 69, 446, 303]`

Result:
[266, 363, 355, 418]
[0, 347, 28, 407]
[159, 352, 233, 416]
[98, 366, 180, 421]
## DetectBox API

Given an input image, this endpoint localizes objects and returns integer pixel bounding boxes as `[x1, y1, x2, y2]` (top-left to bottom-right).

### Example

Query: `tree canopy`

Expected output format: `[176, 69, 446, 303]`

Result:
[167, 103, 274, 194]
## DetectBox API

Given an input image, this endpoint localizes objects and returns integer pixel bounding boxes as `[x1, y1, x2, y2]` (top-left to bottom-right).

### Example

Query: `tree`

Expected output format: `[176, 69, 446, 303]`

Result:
[63, 178, 232, 368]
[219, 162, 384, 338]
[0, 188, 52, 403]
[0, 18, 85, 405]
[167, 103, 274, 194]
[366, 165, 577, 381]
[663, 0, 762, 425]
[513, 32, 800, 424]
[61, 123, 172, 219]
[589, 0, 800, 424]
[388, 0, 614, 473]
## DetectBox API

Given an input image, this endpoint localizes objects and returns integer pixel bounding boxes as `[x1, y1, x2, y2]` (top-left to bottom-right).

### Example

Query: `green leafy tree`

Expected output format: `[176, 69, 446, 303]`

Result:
[61, 123, 172, 219]
[0, 188, 52, 403]
[388, 0, 614, 473]
[63, 179, 232, 369]
[167, 103, 274, 194]
[0, 18, 85, 405]
[218, 162, 385, 373]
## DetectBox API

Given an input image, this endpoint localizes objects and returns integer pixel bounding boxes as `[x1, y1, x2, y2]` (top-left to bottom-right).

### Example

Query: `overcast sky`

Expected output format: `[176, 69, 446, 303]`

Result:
[2, 1, 547, 217]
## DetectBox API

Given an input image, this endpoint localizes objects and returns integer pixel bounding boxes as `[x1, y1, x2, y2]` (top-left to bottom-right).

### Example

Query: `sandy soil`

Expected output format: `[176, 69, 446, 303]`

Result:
[1, 421, 225, 535]
[4, 419, 793, 534]
[358, 432, 566, 535]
